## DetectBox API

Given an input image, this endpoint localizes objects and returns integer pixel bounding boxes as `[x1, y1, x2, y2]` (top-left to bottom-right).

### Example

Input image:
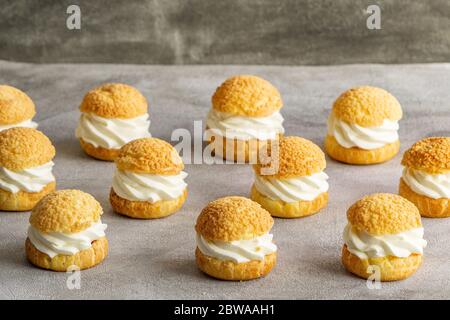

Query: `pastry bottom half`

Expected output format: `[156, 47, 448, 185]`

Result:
[195, 247, 276, 281]
[250, 185, 328, 218]
[341, 245, 422, 281]
[399, 178, 450, 218]
[79, 138, 120, 161]
[110, 188, 187, 219]
[25, 237, 108, 272]
[0, 181, 56, 212]
[324, 135, 399, 165]
[206, 129, 281, 163]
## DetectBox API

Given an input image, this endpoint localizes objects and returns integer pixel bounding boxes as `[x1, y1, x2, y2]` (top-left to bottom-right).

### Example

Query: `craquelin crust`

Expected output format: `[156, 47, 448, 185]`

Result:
[332, 86, 402, 127]
[196, 248, 276, 281]
[324, 135, 400, 165]
[0, 182, 56, 212]
[110, 188, 187, 219]
[347, 193, 422, 235]
[195, 196, 274, 242]
[0, 128, 55, 171]
[341, 245, 422, 281]
[80, 83, 148, 119]
[212, 75, 283, 117]
[399, 178, 450, 218]
[253, 136, 326, 178]
[250, 185, 328, 218]
[26, 237, 108, 272]
[206, 128, 282, 163]
[0, 85, 36, 124]
[115, 138, 184, 174]
[29, 189, 103, 233]
[79, 138, 119, 161]
[401, 137, 450, 174]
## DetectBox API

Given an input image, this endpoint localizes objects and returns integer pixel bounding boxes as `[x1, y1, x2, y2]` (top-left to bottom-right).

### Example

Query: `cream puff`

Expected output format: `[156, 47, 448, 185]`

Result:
[0, 128, 56, 211]
[0, 85, 38, 131]
[205, 75, 285, 163]
[251, 136, 329, 218]
[26, 189, 108, 271]
[75, 83, 151, 161]
[195, 196, 277, 281]
[399, 137, 450, 218]
[110, 137, 187, 219]
[325, 86, 402, 164]
[342, 193, 426, 281]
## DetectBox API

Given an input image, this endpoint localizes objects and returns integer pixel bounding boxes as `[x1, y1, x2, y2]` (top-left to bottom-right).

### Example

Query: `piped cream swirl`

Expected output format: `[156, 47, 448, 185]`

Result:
[196, 233, 277, 263]
[206, 109, 284, 141]
[75, 113, 151, 149]
[327, 113, 398, 150]
[343, 224, 426, 260]
[112, 169, 187, 203]
[254, 171, 329, 202]
[0, 119, 38, 132]
[27, 221, 107, 258]
[0, 161, 55, 193]
[402, 167, 450, 199]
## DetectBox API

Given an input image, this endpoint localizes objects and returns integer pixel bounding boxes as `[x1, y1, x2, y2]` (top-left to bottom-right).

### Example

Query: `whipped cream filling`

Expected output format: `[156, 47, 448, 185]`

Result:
[196, 233, 277, 264]
[28, 221, 107, 258]
[0, 119, 38, 132]
[0, 161, 55, 193]
[254, 171, 329, 202]
[206, 109, 285, 141]
[343, 224, 427, 260]
[402, 167, 450, 199]
[75, 113, 151, 149]
[327, 113, 399, 150]
[112, 169, 187, 203]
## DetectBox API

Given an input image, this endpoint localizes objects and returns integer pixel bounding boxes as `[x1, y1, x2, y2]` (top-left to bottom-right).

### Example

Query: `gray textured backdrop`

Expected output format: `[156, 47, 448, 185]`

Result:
[1, 0, 450, 65]
[0, 61, 449, 299]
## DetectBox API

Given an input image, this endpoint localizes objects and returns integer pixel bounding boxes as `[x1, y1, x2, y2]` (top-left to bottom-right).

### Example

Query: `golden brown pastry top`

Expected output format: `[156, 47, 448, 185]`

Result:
[80, 83, 148, 119]
[253, 136, 326, 178]
[195, 196, 274, 242]
[332, 86, 402, 127]
[212, 75, 283, 117]
[0, 128, 55, 171]
[347, 193, 422, 236]
[115, 137, 184, 174]
[0, 85, 36, 125]
[30, 190, 103, 233]
[401, 137, 450, 174]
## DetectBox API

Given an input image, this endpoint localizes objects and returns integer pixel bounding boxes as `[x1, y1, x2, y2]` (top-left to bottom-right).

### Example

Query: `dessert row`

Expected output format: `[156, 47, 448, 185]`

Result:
[0, 76, 448, 283]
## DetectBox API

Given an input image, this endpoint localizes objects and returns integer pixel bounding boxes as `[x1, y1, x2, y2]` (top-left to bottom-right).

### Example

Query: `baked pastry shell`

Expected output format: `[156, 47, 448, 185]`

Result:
[195, 247, 276, 281]
[399, 178, 450, 218]
[0, 181, 55, 212]
[324, 135, 399, 165]
[25, 236, 108, 272]
[110, 188, 187, 219]
[79, 138, 119, 161]
[250, 185, 328, 218]
[341, 245, 422, 281]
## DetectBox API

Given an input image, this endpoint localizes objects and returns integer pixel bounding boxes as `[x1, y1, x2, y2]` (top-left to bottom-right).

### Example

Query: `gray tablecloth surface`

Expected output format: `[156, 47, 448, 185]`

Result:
[0, 60, 449, 299]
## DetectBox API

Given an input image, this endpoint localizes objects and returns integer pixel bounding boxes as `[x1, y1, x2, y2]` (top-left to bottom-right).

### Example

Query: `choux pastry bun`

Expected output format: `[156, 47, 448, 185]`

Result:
[110, 137, 187, 219]
[325, 86, 402, 164]
[399, 137, 450, 217]
[205, 75, 284, 163]
[75, 83, 151, 161]
[342, 193, 426, 281]
[26, 189, 108, 271]
[195, 196, 277, 281]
